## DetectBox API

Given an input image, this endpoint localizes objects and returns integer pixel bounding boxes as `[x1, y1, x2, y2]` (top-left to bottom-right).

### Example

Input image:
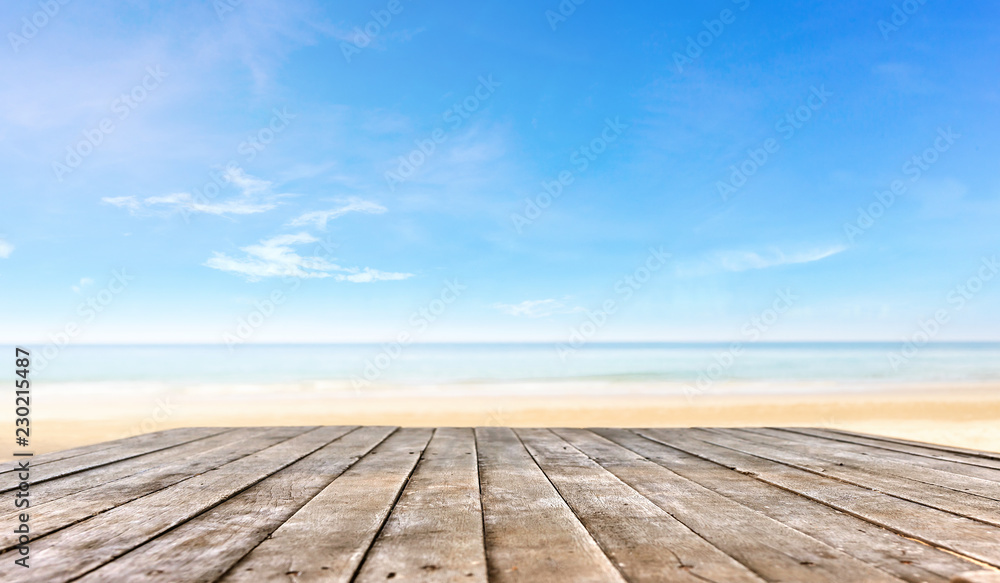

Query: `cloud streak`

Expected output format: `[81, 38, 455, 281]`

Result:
[0, 238, 13, 258]
[677, 245, 846, 277]
[204, 232, 412, 283]
[493, 298, 584, 318]
[102, 168, 286, 217]
[288, 197, 387, 229]
[716, 245, 847, 272]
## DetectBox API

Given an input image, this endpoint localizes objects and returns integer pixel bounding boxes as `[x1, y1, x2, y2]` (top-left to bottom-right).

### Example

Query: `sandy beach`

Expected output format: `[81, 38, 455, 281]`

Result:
[16, 383, 1000, 460]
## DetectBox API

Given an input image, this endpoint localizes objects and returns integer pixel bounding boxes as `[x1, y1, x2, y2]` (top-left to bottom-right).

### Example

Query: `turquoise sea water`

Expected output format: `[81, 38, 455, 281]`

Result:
[18, 343, 1000, 394]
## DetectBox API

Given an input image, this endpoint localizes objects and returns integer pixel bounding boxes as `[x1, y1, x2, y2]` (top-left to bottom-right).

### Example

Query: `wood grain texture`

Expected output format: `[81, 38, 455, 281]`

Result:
[715, 428, 1000, 524]
[611, 428, 980, 583]
[824, 428, 1000, 462]
[0, 426, 309, 554]
[6, 426, 1000, 582]
[218, 427, 433, 583]
[747, 427, 1000, 499]
[950, 572, 1000, 583]
[77, 426, 387, 583]
[0, 427, 226, 473]
[779, 427, 1000, 475]
[476, 427, 626, 583]
[558, 428, 906, 583]
[0, 426, 346, 582]
[521, 428, 765, 583]
[0, 427, 230, 492]
[650, 428, 1000, 567]
[0, 427, 250, 512]
[354, 427, 488, 583]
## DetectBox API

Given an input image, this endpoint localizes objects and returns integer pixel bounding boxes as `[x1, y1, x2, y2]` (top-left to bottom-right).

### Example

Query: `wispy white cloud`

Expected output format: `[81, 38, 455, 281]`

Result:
[101, 196, 142, 212]
[492, 298, 584, 318]
[717, 246, 846, 272]
[102, 168, 286, 217]
[204, 232, 412, 283]
[71, 277, 94, 293]
[0, 238, 13, 258]
[678, 245, 846, 277]
[143, 192, 279, 215]
[288, 197, 387, 229]
[337, 268, 412, 283]
[224, 168, 272, 195]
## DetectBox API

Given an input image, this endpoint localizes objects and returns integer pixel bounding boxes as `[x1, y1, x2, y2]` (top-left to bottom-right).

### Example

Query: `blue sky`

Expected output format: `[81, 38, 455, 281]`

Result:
[0, 0, 998, 344]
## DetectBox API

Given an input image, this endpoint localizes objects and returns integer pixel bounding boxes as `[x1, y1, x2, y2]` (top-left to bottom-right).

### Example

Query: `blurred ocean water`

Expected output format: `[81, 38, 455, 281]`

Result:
[19, 343, 1000, 396]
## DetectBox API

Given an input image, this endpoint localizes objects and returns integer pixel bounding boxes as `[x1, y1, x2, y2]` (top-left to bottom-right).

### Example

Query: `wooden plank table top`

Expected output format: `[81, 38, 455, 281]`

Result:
[2, 427, 999, 583]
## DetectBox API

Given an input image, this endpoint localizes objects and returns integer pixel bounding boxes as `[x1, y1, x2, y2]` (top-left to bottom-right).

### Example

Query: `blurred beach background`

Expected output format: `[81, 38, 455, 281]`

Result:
[2, 1, 1000, 458]
[8, 342, 1000, 458]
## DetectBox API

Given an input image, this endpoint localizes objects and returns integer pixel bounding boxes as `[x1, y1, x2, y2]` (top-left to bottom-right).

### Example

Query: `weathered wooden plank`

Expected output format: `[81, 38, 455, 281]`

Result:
[78, 426, 391, 583]
[0, 427, 225, 473]
[8, 425, 999, 582]
[0, 427, 253, 509]
[475, 427, 626, 583]
[783, 427, 1000, 473]
[0, 426, 310, 554]
[0, 427, 230, 491]
[718, 428, 1000, 524]
[598, 428, 979, 583]
[519, 428, 765, 583]
[218, 427, 432, 583]
[0, 426, 347, 582]
[560, 428, 907, 583]
[1, 443, 111, 473]
[746, 428, 1000, 497]
[354, 428, 488, 583]
[951, 571, 1000, 583]
[643, 428, 1000, 567]
[824, 428, 1000, 462]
